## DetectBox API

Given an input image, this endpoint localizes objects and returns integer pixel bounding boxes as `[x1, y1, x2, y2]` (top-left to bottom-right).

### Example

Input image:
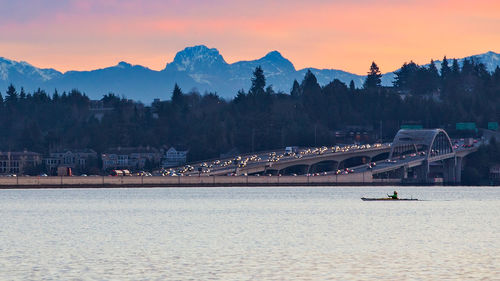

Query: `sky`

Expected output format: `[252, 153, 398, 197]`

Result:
[0, 0, 499, 74]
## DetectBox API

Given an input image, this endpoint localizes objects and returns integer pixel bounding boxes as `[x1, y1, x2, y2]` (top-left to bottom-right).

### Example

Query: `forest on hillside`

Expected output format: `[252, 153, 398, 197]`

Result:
[0, 57, 499, 163]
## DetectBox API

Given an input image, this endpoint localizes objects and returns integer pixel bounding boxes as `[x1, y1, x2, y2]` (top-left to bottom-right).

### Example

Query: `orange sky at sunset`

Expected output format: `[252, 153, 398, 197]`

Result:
[0, 0, 499, 74]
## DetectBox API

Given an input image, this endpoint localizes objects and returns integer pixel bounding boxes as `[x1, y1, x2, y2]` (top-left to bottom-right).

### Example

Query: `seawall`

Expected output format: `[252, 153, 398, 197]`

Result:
[0, 173, 405, 189]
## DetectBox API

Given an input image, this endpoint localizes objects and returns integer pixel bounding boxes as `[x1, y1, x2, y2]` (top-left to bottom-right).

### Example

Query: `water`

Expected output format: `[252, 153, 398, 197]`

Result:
[0, 187, 498, 280]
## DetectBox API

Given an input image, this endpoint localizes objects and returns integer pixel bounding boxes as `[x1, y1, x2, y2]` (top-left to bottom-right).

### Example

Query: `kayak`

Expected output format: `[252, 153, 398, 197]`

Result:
[361, 197, 418, 201]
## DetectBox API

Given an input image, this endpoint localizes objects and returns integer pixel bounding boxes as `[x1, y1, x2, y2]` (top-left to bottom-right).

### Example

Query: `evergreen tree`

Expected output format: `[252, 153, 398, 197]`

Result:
[363, 62, 382, 89]
[451, 59, 460, 75]
[301, 70, 321, 96]
[249, 66, 266, 96]
[428, 60, 439, 79]
[349, 80, 355, 91]
[290, 79, 301, 97]
[427, 60, 440, 92]
[265, 85, 274, 96]
[5, 84, 18, 105]
[300, 70, 323, 120]
[441, 56, 450, 79]
[493, 66, 500, 83]
[234, 89, 246, 104]
[325, 79, 348, 96]
[393, 61, 418, 91]
[0, 92, 3, 104]
[171, 83, 184, 105]
[53, 89, 60, 102]
[19, 87, 26, 100]
[461, 58, 473, 75]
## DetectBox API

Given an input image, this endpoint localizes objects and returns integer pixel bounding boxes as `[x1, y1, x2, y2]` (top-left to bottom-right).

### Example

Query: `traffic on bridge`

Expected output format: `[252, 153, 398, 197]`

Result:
[162, 129, 481, 184]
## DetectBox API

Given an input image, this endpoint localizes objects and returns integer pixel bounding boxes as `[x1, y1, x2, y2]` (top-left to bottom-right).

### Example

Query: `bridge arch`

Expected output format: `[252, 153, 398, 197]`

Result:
[429, 130, 454, 157]
[279, 164, 310, 175]
[372, 152, 389, 162]
[390, 129, 454, 159]
[309, 160, 338, 174]
[338, 156, 371, 169]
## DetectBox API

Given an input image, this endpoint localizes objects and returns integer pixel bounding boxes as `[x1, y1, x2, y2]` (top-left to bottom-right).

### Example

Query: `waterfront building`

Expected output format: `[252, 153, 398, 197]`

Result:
[102, 147, 162, 170]
[0, 151, 42, 175]
[162, 147, 188, 167]
[44, 149, 98, 174]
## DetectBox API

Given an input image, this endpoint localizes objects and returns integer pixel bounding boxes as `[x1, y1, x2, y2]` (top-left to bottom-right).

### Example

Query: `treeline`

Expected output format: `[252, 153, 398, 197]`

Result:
[463, 138, 500, 185]
[0, 57, 499, 162]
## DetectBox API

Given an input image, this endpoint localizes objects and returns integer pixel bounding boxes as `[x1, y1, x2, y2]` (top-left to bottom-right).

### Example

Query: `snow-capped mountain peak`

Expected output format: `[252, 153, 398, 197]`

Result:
[0, 57, 61, 82]
[259, 50, 296, 73]
[166, 45, 228, 72]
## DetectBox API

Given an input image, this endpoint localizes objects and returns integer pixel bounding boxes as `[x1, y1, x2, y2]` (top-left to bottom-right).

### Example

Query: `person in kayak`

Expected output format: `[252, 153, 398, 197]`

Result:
[388, 190, 398, 199]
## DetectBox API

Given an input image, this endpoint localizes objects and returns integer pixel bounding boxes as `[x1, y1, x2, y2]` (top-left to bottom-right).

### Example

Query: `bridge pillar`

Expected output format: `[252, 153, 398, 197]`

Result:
[393, 166, 406, 179]
[455, 157, 463, 184]
[414, 161, 430, 184]
[442, 158, 457, 184]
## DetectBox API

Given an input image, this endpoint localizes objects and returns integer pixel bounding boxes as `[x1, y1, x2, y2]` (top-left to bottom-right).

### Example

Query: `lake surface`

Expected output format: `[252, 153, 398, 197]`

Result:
[0, 186, 498, 280]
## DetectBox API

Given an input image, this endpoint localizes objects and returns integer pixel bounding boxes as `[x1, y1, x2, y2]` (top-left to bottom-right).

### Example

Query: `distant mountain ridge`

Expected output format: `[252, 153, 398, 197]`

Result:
[1, 46, 499, 102]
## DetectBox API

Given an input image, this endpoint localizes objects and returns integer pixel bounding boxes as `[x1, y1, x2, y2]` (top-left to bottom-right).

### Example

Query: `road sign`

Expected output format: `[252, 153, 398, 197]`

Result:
[456, 122, 476, 130]
[401, 124, 423, 129]
[488, 122, 498, 131]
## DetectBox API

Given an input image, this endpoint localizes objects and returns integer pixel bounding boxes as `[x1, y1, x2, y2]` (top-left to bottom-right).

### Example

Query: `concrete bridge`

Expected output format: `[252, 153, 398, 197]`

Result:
[177, 128, 479, 184]
[359, 129, 478, 184]
[241, 146, 391, 175]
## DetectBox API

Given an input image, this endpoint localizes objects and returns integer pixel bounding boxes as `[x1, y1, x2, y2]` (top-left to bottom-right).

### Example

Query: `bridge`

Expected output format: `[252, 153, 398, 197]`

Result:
[356, 129, 478, 184]
[173, 128, 479, 184]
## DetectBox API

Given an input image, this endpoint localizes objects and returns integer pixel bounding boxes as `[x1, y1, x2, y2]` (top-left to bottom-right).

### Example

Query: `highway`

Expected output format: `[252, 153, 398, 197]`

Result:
[347, 140, 481, 175]
[166, 143, 391, 176]
[164, 137, 481, 177]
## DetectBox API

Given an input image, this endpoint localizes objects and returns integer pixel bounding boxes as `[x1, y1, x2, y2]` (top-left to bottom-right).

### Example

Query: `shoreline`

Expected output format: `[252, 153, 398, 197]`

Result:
[0, 176, 475, 189]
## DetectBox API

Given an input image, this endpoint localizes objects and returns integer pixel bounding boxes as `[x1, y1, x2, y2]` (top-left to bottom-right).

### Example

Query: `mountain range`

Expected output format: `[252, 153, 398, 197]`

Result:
[1, 46, 499, 102]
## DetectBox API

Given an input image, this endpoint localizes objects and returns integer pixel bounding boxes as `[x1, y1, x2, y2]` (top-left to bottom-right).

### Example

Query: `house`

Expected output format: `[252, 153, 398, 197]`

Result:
[162, 147, 188, 168]
[102, 147, 162, 170]
[0, 151, 42, 175]
[45, 149, 98, 174]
